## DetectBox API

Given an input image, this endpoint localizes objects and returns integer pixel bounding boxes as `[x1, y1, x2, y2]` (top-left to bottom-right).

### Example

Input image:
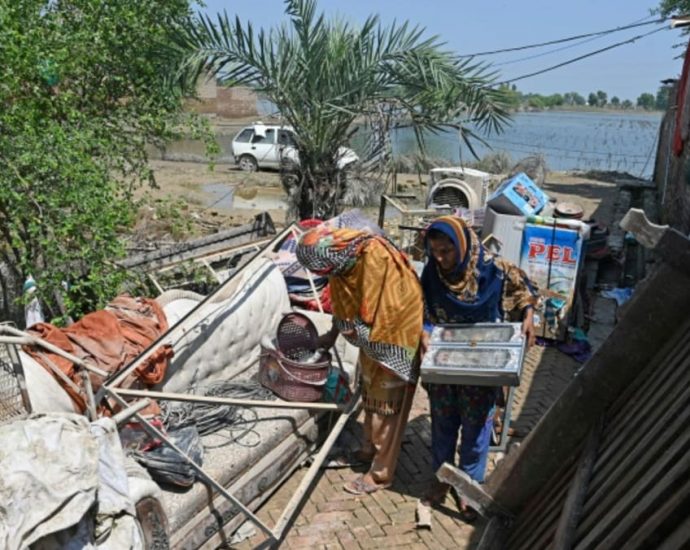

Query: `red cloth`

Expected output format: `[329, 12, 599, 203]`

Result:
[24, 295, 172, 414]
[673, 40, 690, 156]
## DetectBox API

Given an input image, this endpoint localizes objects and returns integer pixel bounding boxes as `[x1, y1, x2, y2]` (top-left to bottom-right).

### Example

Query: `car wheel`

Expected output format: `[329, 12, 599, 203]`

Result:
[238, 155, 258, 172]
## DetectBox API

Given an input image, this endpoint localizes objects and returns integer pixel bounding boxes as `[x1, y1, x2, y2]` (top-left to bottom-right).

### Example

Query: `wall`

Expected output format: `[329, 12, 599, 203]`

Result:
[654, 73, 690, 234]
[185, 74, 258, 119]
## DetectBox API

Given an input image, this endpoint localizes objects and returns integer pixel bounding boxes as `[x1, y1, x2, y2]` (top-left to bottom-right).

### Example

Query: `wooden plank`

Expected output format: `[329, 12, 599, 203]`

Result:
[576, 404, 690, 538]
[552, 419, 603, 550]
[655, 510, 690, 550]
[573, 427, 690, 548]
[119, 213, 275, 271]
[507, 458, 578, 547]
[507, 462, 577, 550]
[486, 250, 690, 513]
[602, 329, 686, 432]
[436, 463, 512, 518]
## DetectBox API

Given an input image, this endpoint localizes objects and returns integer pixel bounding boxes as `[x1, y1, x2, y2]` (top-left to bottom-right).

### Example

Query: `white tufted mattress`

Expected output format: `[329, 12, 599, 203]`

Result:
[150, 256, 359, 538]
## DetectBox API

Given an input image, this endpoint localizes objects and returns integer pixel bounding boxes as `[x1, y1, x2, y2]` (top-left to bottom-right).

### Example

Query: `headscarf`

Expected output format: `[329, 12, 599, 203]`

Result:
[296, 225, 423, 383]
[422, 216, 537, 323]
[295, 226, 371, 276]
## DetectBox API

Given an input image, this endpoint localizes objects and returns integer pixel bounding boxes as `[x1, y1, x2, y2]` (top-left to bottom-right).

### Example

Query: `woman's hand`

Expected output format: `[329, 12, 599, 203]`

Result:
[522, 308, 536, 349]
[317, 324, 341, 350]
[420, 331, 431, 357]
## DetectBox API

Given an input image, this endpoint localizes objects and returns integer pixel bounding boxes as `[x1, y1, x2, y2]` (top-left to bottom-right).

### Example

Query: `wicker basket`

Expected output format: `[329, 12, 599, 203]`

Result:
[259, 346, 330, 402]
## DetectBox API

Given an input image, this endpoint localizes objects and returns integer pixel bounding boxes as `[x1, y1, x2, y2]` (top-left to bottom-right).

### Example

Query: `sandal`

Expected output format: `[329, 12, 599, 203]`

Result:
[343, 476, 390, 495]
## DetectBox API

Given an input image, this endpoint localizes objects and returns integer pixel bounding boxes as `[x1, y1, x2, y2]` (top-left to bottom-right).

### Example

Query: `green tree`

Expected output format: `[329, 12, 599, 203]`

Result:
[656, 84, 674, 110]
[176, 0, 510, 220]
[622, 99, 634, 109]
[610, 96, 621, 107]
[0, 1, 199, 322]
[572, 92, 586, 106]
[588, 92, 599, 107]
[596, 90, 608, 107]
[498, 84, 522, 110]
[546, 93, 564, 107]
[637, 92, 656, 110]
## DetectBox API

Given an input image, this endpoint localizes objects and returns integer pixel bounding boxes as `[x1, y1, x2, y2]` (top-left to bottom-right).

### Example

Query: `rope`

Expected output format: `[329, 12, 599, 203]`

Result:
[160, 379, 276, 449]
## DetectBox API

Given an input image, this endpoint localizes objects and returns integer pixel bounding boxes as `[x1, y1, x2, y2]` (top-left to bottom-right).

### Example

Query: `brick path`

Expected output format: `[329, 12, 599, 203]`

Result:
[231, 343, 583, 549]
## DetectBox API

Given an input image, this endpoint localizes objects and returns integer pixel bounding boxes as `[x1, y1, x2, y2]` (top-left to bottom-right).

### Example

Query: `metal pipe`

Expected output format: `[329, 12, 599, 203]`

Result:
[113, 387, 344, 411]
[272, 396, 359, 541]
[112, 398, 151, 425]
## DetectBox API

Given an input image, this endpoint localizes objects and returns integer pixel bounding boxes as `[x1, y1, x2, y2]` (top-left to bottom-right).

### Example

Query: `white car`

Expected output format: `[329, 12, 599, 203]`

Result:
[231, 123, 359, 172]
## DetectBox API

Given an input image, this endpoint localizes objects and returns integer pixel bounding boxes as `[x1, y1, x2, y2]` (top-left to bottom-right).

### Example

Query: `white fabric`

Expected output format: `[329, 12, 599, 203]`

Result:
[0, 414, 99, 549]
[20, 351, 76, 413]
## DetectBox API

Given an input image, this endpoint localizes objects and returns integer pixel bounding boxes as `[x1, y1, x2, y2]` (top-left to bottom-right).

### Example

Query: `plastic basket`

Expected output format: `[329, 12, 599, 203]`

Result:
[259, 346, 330, 402]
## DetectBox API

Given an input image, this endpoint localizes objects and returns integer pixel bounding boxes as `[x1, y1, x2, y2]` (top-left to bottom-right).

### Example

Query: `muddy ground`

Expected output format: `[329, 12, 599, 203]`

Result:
[145, 159, 618, 238]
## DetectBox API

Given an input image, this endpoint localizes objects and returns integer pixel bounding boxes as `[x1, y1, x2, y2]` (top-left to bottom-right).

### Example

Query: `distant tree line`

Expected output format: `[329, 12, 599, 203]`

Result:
[498, 83, 674, 112]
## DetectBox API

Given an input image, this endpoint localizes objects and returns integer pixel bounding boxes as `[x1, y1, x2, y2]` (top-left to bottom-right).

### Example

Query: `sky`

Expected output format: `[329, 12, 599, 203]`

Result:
[200, 0, 686, 101]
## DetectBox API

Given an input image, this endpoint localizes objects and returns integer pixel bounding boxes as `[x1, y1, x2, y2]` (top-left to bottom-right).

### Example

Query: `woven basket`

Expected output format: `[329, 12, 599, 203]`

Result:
[259, 346, 330, 402]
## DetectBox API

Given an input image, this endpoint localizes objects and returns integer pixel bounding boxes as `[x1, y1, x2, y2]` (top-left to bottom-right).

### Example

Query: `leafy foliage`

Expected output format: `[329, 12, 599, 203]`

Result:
[174, 0, 511, 219]
[0, 0, 198, 323]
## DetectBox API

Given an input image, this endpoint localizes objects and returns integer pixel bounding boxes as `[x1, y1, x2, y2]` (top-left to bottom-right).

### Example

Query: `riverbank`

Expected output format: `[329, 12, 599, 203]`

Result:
[146, 159, 618, 232]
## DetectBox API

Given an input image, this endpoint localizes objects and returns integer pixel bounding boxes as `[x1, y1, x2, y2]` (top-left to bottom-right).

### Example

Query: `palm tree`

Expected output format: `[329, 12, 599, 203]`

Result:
[177, 0, 510, 220]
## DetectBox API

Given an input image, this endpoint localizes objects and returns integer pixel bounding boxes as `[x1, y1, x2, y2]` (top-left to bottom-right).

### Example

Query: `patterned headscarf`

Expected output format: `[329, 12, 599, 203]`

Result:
[296, 226, 374, 276]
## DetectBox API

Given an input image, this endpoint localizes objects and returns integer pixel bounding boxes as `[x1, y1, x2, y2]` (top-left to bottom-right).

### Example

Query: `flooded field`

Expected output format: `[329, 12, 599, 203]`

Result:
[157, 110, 663, 182]
[386, 110, 663, 178]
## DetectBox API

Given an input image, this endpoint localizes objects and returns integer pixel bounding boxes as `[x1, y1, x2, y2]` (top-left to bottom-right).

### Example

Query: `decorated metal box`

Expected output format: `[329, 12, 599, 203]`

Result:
[421, 323, 526, 386]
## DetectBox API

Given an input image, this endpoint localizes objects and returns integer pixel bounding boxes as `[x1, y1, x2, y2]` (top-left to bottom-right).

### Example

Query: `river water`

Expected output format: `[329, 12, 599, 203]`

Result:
[163, 110, 663, 179]
[383, 110, 663, 178]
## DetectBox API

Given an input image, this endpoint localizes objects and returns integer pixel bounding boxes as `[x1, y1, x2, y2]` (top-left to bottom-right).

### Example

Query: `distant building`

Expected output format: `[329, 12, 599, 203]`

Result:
[186, 73, 258, 119]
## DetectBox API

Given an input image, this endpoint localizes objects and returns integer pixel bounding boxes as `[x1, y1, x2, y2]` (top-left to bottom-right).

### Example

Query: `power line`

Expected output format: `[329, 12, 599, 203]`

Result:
[461, 17, 666, 57]
[496, 26, 669, 86]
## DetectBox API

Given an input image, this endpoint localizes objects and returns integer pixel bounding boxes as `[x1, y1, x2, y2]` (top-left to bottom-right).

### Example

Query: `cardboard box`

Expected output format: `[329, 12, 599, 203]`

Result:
[488, 172, 549, 216]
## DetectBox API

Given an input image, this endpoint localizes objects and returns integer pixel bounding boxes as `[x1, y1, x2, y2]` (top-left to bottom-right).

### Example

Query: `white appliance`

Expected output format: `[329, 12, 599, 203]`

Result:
[426, 167, 491, 211]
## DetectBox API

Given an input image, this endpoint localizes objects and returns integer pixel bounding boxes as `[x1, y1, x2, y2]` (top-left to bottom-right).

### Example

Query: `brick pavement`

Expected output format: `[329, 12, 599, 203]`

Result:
[230, 342, 585, 550]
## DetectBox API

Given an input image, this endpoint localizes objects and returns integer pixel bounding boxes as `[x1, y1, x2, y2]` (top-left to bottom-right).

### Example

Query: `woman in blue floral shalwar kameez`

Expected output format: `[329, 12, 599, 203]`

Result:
[420, 215, 538, 520]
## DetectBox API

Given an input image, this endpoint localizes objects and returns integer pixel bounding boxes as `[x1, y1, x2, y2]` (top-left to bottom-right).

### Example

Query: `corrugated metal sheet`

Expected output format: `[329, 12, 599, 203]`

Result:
[504, 318, 690, 549]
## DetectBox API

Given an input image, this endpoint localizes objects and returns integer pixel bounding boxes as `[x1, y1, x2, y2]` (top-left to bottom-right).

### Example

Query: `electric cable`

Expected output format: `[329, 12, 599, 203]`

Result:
[461, 17, 666, 57]
[160, 379, 276, 448]
[496, 26, 669, 86]
[493, 14, 661, 67]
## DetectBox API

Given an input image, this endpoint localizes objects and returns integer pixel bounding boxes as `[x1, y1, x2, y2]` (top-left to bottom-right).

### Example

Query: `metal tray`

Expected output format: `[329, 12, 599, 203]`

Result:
[429, 322, 524, 346]
[421, 323, 525, 386]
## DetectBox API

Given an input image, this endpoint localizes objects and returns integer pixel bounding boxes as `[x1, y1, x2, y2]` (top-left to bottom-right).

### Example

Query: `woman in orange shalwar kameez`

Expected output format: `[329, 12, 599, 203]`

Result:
[296, 226, 423, 495]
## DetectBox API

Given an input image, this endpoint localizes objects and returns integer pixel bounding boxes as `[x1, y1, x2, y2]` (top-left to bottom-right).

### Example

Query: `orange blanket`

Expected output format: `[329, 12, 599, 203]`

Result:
[24, 295, 173, 414]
